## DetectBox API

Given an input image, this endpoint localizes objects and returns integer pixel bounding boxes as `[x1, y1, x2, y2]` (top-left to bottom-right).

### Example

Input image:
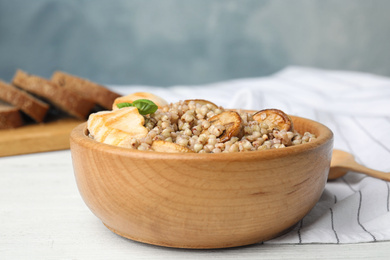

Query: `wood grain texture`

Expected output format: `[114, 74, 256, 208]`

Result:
[0, 118, 83, 157]
[2, 150, 389, 259]
[70, 116, 334, 249]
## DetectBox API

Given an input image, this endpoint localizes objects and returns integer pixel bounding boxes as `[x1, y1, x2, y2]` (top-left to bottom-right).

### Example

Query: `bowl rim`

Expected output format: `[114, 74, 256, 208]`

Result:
[70, 114, 333, 162]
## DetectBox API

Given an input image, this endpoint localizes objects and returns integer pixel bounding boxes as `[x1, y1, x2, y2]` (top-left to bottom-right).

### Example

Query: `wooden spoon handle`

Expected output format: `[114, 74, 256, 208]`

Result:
[348, 162, 390, 182]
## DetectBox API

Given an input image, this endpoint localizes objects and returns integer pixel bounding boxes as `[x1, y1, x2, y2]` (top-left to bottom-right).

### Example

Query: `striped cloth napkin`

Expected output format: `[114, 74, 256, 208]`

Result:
[111, 66, 390, 244]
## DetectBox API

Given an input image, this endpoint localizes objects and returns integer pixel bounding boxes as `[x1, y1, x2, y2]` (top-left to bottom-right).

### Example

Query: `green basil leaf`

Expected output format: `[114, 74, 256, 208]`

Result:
[116, 102, 134, 109]
[132, 99, 158, 115]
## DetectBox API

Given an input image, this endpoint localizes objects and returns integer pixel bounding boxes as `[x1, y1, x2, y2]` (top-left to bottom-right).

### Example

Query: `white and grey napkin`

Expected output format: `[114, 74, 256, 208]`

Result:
[112, 66, 390, 244]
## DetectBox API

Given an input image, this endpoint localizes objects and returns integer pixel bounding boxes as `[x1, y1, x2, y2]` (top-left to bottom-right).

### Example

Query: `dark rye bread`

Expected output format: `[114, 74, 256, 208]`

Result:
[52, 71, 120, 109]
[12, 70, 95, 119]
[0, 80, 49, 122]
[0, 101, 24, 129]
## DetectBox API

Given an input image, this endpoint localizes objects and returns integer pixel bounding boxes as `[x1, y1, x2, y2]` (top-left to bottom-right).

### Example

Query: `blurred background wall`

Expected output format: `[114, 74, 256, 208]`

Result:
[1, 0, 390, 86]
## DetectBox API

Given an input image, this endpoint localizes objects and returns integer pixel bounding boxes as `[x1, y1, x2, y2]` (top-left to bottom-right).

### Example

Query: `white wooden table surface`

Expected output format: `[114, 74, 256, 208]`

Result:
[1, 150, 389, 259]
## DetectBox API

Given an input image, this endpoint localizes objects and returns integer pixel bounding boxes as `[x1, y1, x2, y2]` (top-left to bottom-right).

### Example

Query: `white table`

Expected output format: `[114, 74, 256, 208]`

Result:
[1, 150, 389, 259]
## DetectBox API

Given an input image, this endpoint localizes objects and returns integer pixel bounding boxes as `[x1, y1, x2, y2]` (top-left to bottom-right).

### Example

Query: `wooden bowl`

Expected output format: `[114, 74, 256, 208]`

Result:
[70, 115, 333, 249]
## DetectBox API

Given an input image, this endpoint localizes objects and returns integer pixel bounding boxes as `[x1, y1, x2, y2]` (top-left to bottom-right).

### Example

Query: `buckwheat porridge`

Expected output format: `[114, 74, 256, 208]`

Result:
[87, 93, 316, 153]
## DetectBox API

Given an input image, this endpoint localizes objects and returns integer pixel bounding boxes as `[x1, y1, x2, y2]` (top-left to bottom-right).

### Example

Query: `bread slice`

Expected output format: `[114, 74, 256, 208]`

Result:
[0, 80, 49, 122]
[12, 70, 95, 119]
[0, 101, 24, 129]
[52, 71, 120, 109]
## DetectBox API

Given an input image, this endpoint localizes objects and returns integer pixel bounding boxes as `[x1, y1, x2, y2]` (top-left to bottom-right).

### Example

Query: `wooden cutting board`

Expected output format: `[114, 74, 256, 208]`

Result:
[0, 118, 84, 157]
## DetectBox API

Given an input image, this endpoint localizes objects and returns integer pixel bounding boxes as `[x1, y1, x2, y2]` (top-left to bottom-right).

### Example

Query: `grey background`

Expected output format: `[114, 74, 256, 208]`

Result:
[1, 0, 390, 86]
